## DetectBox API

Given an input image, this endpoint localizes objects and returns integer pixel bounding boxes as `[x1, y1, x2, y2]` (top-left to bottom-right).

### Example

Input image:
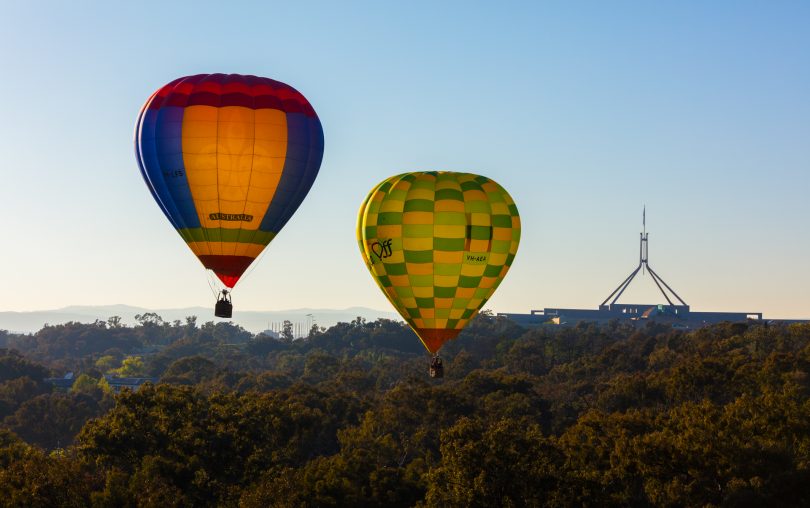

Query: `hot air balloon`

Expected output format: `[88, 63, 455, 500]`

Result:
[357, 171, 521, 377]
[135, 74, 324, 317]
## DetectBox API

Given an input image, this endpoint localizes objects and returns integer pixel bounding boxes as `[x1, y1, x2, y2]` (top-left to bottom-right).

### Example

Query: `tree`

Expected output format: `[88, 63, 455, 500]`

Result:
[5, 393, 101, 449]
[425, 417, 560, 507]
[135, 313, 164, 326]
[0, 376, 50, 419]
[110, 356, 146, 377]
[302, 350, 340, 384]
[161, 356, 218, 385]
[246, 335, 285, 356]
[281, 320, 294, 342]
[71, 374, 100, 397]
[0, 439, 98, 507]
[95, 355, 119, 373]
[0, 350, 51, 383]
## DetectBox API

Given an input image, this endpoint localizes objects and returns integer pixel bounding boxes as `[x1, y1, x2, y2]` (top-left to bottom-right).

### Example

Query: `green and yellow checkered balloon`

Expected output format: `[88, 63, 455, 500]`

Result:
[357, 171, 521, 353]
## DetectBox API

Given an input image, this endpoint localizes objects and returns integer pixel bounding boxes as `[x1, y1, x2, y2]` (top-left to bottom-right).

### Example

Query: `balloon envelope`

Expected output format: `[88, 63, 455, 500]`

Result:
[357, 171, 521, 353]
[135, 73, 324, 287]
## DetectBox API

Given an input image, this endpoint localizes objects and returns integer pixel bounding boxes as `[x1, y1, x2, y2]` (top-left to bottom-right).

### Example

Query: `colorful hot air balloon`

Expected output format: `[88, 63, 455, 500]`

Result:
[135, 74, 324, 315]
[357, 171, 521, 367]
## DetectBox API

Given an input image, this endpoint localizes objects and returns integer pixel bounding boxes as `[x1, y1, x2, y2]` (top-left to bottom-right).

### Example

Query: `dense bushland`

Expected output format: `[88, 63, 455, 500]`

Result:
[2, 315, 810, 507]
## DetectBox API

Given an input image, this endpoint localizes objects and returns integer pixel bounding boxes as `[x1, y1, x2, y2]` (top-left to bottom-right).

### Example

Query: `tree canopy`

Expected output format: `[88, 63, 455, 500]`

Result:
[1, 317, 810, 506]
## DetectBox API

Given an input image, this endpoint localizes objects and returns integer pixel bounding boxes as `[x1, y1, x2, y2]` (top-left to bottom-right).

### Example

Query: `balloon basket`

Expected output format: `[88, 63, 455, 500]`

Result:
[429, 356, 444, 379]
[215, 298, 233, 318]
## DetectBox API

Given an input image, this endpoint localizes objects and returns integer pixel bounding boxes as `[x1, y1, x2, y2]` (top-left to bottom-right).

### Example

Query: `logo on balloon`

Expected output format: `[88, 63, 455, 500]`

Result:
[209, 213, 254, 222]
[370, 239, 393, 261]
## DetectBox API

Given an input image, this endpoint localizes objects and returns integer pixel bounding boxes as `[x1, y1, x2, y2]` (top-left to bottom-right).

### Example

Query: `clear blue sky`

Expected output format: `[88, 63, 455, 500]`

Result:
[1, 1, 808, 318]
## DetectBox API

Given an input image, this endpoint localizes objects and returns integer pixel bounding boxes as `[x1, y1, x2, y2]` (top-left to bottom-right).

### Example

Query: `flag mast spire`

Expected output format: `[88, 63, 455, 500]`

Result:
[600, 207, 687, 309]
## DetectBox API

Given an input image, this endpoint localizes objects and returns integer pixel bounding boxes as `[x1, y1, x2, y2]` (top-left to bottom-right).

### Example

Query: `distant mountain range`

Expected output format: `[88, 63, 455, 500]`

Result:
[0, 304, 400, 334]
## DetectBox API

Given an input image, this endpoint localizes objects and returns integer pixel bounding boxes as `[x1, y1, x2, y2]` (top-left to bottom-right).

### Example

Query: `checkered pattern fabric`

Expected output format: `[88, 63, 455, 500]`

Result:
[357, 171, 521, 353]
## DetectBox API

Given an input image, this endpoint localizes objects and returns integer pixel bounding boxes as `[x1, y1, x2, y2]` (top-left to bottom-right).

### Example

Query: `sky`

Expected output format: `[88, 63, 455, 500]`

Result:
[0, 1, 808, 319]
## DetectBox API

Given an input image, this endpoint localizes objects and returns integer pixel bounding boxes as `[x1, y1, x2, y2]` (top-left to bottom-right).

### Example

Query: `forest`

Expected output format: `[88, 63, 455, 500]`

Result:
[1, 313, 810, 507]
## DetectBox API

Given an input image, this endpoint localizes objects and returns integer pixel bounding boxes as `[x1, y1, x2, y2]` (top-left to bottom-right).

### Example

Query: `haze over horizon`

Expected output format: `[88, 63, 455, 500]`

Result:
[1, 1, 808, 319]
[0, 303, 401, 334]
